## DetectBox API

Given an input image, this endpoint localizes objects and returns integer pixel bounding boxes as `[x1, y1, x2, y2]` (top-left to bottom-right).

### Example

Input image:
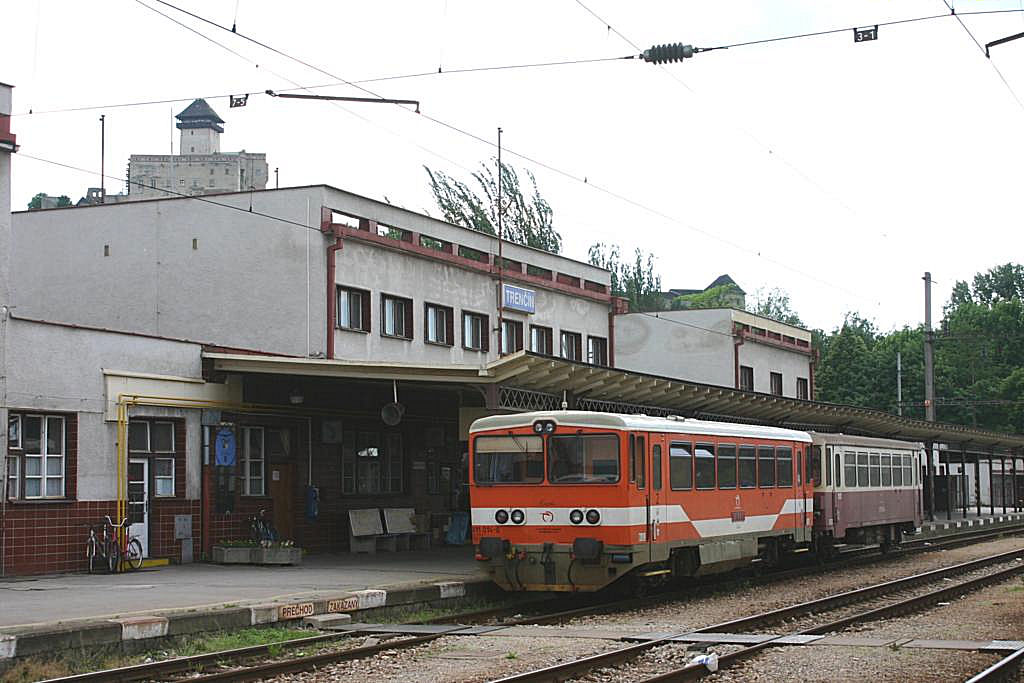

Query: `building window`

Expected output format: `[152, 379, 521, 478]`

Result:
[341, 430, 403, 495]
[770, 372, 783, 396]
[462, 311, 489, 351]
[530, 325, 553, 355]
[381, 294, 413, 339]
[179, 178, 185, 186]
[796, 377, 809, 400]
[740, 366, 754, 392]
[6, 455, 19, 499]
[129, 420, 176, 497]
[559, 331, 582, 361]
[8, 414, 20, 449]
[337, 286, 370, 332]
[241, 426, 265, 496]
[500, 319, 524, 354]
[16, 415, 66, 499]
[225, 168, 231, 175]
[587, 336, 608, 366]
[425, 303, 454, 346]
[210, 168, 215, 175]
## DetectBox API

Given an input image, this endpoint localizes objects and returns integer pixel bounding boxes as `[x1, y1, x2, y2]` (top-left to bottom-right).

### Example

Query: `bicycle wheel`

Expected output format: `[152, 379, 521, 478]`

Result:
[125, 538, 144, 571]
[250, 518, 263, 544]
[107, 540, 121, 574]
[86, 534, 98, 574]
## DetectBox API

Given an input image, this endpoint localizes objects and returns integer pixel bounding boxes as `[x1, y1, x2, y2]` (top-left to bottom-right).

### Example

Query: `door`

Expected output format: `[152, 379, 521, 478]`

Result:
[127, 458, 149, 557]
[269, 462, 294, 541]
[648, 435, 666, 561]
[798, 446, 809, 541]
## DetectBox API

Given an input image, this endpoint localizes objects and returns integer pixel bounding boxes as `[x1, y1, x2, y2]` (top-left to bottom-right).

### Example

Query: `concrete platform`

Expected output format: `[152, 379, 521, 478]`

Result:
[916, 510, 1024, 539]
[0, 547, 491, 660]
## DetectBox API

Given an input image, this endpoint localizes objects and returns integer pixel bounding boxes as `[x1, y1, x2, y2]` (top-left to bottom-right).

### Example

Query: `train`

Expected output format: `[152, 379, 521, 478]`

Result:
[469, 411, 923, 592]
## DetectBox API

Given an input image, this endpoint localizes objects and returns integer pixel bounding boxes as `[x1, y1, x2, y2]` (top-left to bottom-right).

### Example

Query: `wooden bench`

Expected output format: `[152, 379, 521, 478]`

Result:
[348, 508, 398, 554]
[383, 508, 431, 551]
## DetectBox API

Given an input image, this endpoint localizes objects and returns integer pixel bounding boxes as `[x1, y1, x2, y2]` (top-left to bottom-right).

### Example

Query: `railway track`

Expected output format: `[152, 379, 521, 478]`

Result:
[491, 548, 1024, 683]
[965, 644, 1024, 683]
[35, 524, 1024, 683]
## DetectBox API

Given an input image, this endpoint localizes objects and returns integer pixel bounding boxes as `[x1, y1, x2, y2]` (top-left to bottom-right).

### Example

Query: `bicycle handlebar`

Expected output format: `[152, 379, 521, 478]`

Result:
[103, 515, 130, 528]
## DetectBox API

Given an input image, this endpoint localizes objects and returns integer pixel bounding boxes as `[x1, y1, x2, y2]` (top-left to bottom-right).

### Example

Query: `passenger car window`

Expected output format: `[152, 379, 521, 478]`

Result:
[652, 445, 662, 490]
[718, 445, 737, 489]
[776, 447, 793, 487]
[844, 453, 857, 488]
[739, 446, 756, 488]
[695, 443, 715, 490]
[758, 446, 775, 487]
[669, 442, 693, 490]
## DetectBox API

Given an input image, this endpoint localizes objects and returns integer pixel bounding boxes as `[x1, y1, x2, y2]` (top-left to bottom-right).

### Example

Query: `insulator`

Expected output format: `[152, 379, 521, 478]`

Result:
[642, 43, 695, 64]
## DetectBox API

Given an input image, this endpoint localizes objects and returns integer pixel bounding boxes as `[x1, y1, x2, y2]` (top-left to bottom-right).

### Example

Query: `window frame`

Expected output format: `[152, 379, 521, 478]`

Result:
[241, 425, 266, 497]
[381, 293, 413, 340]
[154, 457, 176, 497]
[739, 365, 754, 392]
[337, 285, 371, 333]
[770, 372, 783, 396]
[776, 446, 793, 487]
[559, 330, 583, 361]
[529, 325, 553, 355]
[424, 302, 454, 346]
[500, 319, 524, 354]
[796, 377, 809, 400]
[652, 444, 663, 490]
[738, 445, 757, 488]
[5, 454, 19, 500]
[548, 433, 621, 485]
[757, 445, 776, 487]
[8, 414, 20, 450]
[462, 310, 489, 351]
[717, 444, 738, 490]
[18, 414, 67, 500]
[694, 442, 716, 490]
[586, 336, 608, 366]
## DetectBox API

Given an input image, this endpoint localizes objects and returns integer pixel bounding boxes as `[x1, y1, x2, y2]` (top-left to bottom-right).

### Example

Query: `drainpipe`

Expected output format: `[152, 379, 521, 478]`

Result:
[733, 327, 745, 389]
[321, 208, 342, 359]
[809, 347, 818, 400]
[608, 308, 615, 368]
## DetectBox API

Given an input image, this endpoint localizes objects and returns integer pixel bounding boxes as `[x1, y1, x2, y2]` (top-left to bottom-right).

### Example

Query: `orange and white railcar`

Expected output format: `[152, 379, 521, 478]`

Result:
[470, 411, 813, 592]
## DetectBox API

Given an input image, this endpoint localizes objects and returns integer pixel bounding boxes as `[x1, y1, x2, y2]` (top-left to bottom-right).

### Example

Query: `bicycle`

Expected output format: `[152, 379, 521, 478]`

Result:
[249, 509, 279, 546]
[85, 516, 144, 573]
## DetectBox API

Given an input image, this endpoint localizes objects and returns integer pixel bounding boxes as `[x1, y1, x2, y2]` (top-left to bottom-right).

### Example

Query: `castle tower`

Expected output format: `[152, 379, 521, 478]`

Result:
[176, 99, 224, 155]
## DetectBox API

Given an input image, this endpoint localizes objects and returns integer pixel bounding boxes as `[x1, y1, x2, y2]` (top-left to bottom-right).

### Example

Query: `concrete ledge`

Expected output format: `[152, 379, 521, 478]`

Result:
[0, 635, 15, 660]
[166, 607, 251, 636]
[10, 622, 123, 658]
[113, 616, 169, 641]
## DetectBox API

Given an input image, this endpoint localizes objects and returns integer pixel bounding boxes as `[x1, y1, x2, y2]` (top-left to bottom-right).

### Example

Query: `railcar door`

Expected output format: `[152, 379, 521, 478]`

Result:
[648, 434, 666, 563]
[797, 444, 809, 542]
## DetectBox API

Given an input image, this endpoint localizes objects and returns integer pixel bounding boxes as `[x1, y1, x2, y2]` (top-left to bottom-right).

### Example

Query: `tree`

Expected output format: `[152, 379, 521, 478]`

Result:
[27, 193, 71, 209]
[748, 287, 803, 326]
[670, 283, 744, 310]
[815, 313, 877, 406]
[587, 243, 662, 312]
[425, 160, 562, 253]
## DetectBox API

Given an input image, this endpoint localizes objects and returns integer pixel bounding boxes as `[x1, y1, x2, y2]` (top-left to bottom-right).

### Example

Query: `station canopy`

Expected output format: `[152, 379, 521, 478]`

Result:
[204, 350, 1024, 453]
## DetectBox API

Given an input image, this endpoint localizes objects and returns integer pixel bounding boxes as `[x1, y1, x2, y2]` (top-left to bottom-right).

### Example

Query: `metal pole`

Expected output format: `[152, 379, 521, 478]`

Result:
[1003, 456, 1009, 513]
[99, 115, 106, 203]
[945, 456, 953, 521]
[923, 273, 935, 521]
[960, 444, 967, 518]
[1012, 454, 1018, 513]
[496, 127, 504, 357]
[989, 451, 996, 515]
[275, 167, 279, 189]
[975, 450, 981, 516]
[897, 351, 902, 416]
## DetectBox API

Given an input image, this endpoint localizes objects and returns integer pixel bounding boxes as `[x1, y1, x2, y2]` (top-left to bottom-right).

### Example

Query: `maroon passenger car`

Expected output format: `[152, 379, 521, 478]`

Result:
[809, 433, 923, 551]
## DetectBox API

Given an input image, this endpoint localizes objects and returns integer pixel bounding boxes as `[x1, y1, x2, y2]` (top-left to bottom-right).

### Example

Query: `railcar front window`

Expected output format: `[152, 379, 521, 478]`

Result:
[474, 435, 544, 484]
[548, 434, 619, 484]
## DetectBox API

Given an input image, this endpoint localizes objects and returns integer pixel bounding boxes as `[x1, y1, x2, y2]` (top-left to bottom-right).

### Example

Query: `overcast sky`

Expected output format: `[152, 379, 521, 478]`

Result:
[4, 0, 1024, 332]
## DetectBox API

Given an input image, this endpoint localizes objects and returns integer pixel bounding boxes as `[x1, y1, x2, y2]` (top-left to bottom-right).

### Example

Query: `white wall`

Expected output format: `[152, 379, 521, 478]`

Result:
[614, 309, 735, 385]
[739, 341, 812, 396]
[5, 318, 203, 500]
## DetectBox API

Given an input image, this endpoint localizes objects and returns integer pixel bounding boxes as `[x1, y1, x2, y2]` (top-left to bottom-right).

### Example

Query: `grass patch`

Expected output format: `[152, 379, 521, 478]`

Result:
[0, 626, 311, 683]
[377, 597, 512, 624]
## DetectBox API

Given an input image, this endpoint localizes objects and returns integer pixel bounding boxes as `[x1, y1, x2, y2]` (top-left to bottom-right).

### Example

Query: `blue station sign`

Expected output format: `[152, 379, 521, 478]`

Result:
[502, 284, 536, 314]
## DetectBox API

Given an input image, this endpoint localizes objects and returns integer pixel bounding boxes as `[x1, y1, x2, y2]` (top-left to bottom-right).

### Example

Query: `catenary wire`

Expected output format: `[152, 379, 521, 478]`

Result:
[143, 0, 877, 306]
[939, 0, 1024, 111]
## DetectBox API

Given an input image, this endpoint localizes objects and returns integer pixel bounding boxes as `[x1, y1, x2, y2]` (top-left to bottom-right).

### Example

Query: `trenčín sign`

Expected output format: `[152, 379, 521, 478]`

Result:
[502, 284, 536, 314]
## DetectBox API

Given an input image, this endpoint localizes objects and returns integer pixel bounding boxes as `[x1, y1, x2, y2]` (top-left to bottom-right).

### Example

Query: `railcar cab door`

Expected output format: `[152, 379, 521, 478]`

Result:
[647, 433, 666, 562]
[629, 432, 651, 562]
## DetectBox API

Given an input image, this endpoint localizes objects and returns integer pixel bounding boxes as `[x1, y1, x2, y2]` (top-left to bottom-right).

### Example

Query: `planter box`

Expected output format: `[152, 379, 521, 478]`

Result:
[255, 547, 302, 565]
[212, 546, 255, 564]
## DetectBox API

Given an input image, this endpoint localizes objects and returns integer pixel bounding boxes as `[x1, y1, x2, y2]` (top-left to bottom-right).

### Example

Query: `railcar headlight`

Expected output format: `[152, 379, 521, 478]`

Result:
[545, 421, 556, 433]
[585, 509, 601, 525]
[569, 509, 584, 525]
[533, 421, 545, 434]
[510, 509, 525, 525]
[495, 509, 509, 524]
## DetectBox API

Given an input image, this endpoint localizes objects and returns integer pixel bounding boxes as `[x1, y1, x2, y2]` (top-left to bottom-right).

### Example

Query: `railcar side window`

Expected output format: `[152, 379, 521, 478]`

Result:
[739, 445, 756, 488]
[834, 452, 841, 487]
[758, 446, 775, 487]
[629, 434, 636, 483]
[857, 452, 869, 487]
[653, 445, 662, 490]
[810, 446, 822, 486]
[474, 435, 544, 484]
[904, 455, 913, 486]
[892, 455, 904, 486]
[881, 454, 892, 486]
[636, 437, 646, 489]
[669, 442, 693, 490]
[824, 446, 832, 486]
[548, 434, 620, 484]
[776, 447, 793, 487]
[869, 453, 881, 487]
[718, 445, 737, 489]
[844, 453, 857, 488]
[695, 443, 716, 490]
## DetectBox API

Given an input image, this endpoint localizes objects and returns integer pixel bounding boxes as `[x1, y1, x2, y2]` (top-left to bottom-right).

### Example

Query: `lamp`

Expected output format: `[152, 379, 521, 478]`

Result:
[289, 387, 304, 405]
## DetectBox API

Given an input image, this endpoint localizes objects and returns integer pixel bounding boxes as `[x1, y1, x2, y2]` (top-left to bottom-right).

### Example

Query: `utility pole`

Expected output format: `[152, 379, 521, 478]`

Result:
[496, 127, 504, 357]
[99, 115, 106, 203]
[274, 167, 279, 189]
[923, 271, 936, 521]
[897, 351, 903, 416]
